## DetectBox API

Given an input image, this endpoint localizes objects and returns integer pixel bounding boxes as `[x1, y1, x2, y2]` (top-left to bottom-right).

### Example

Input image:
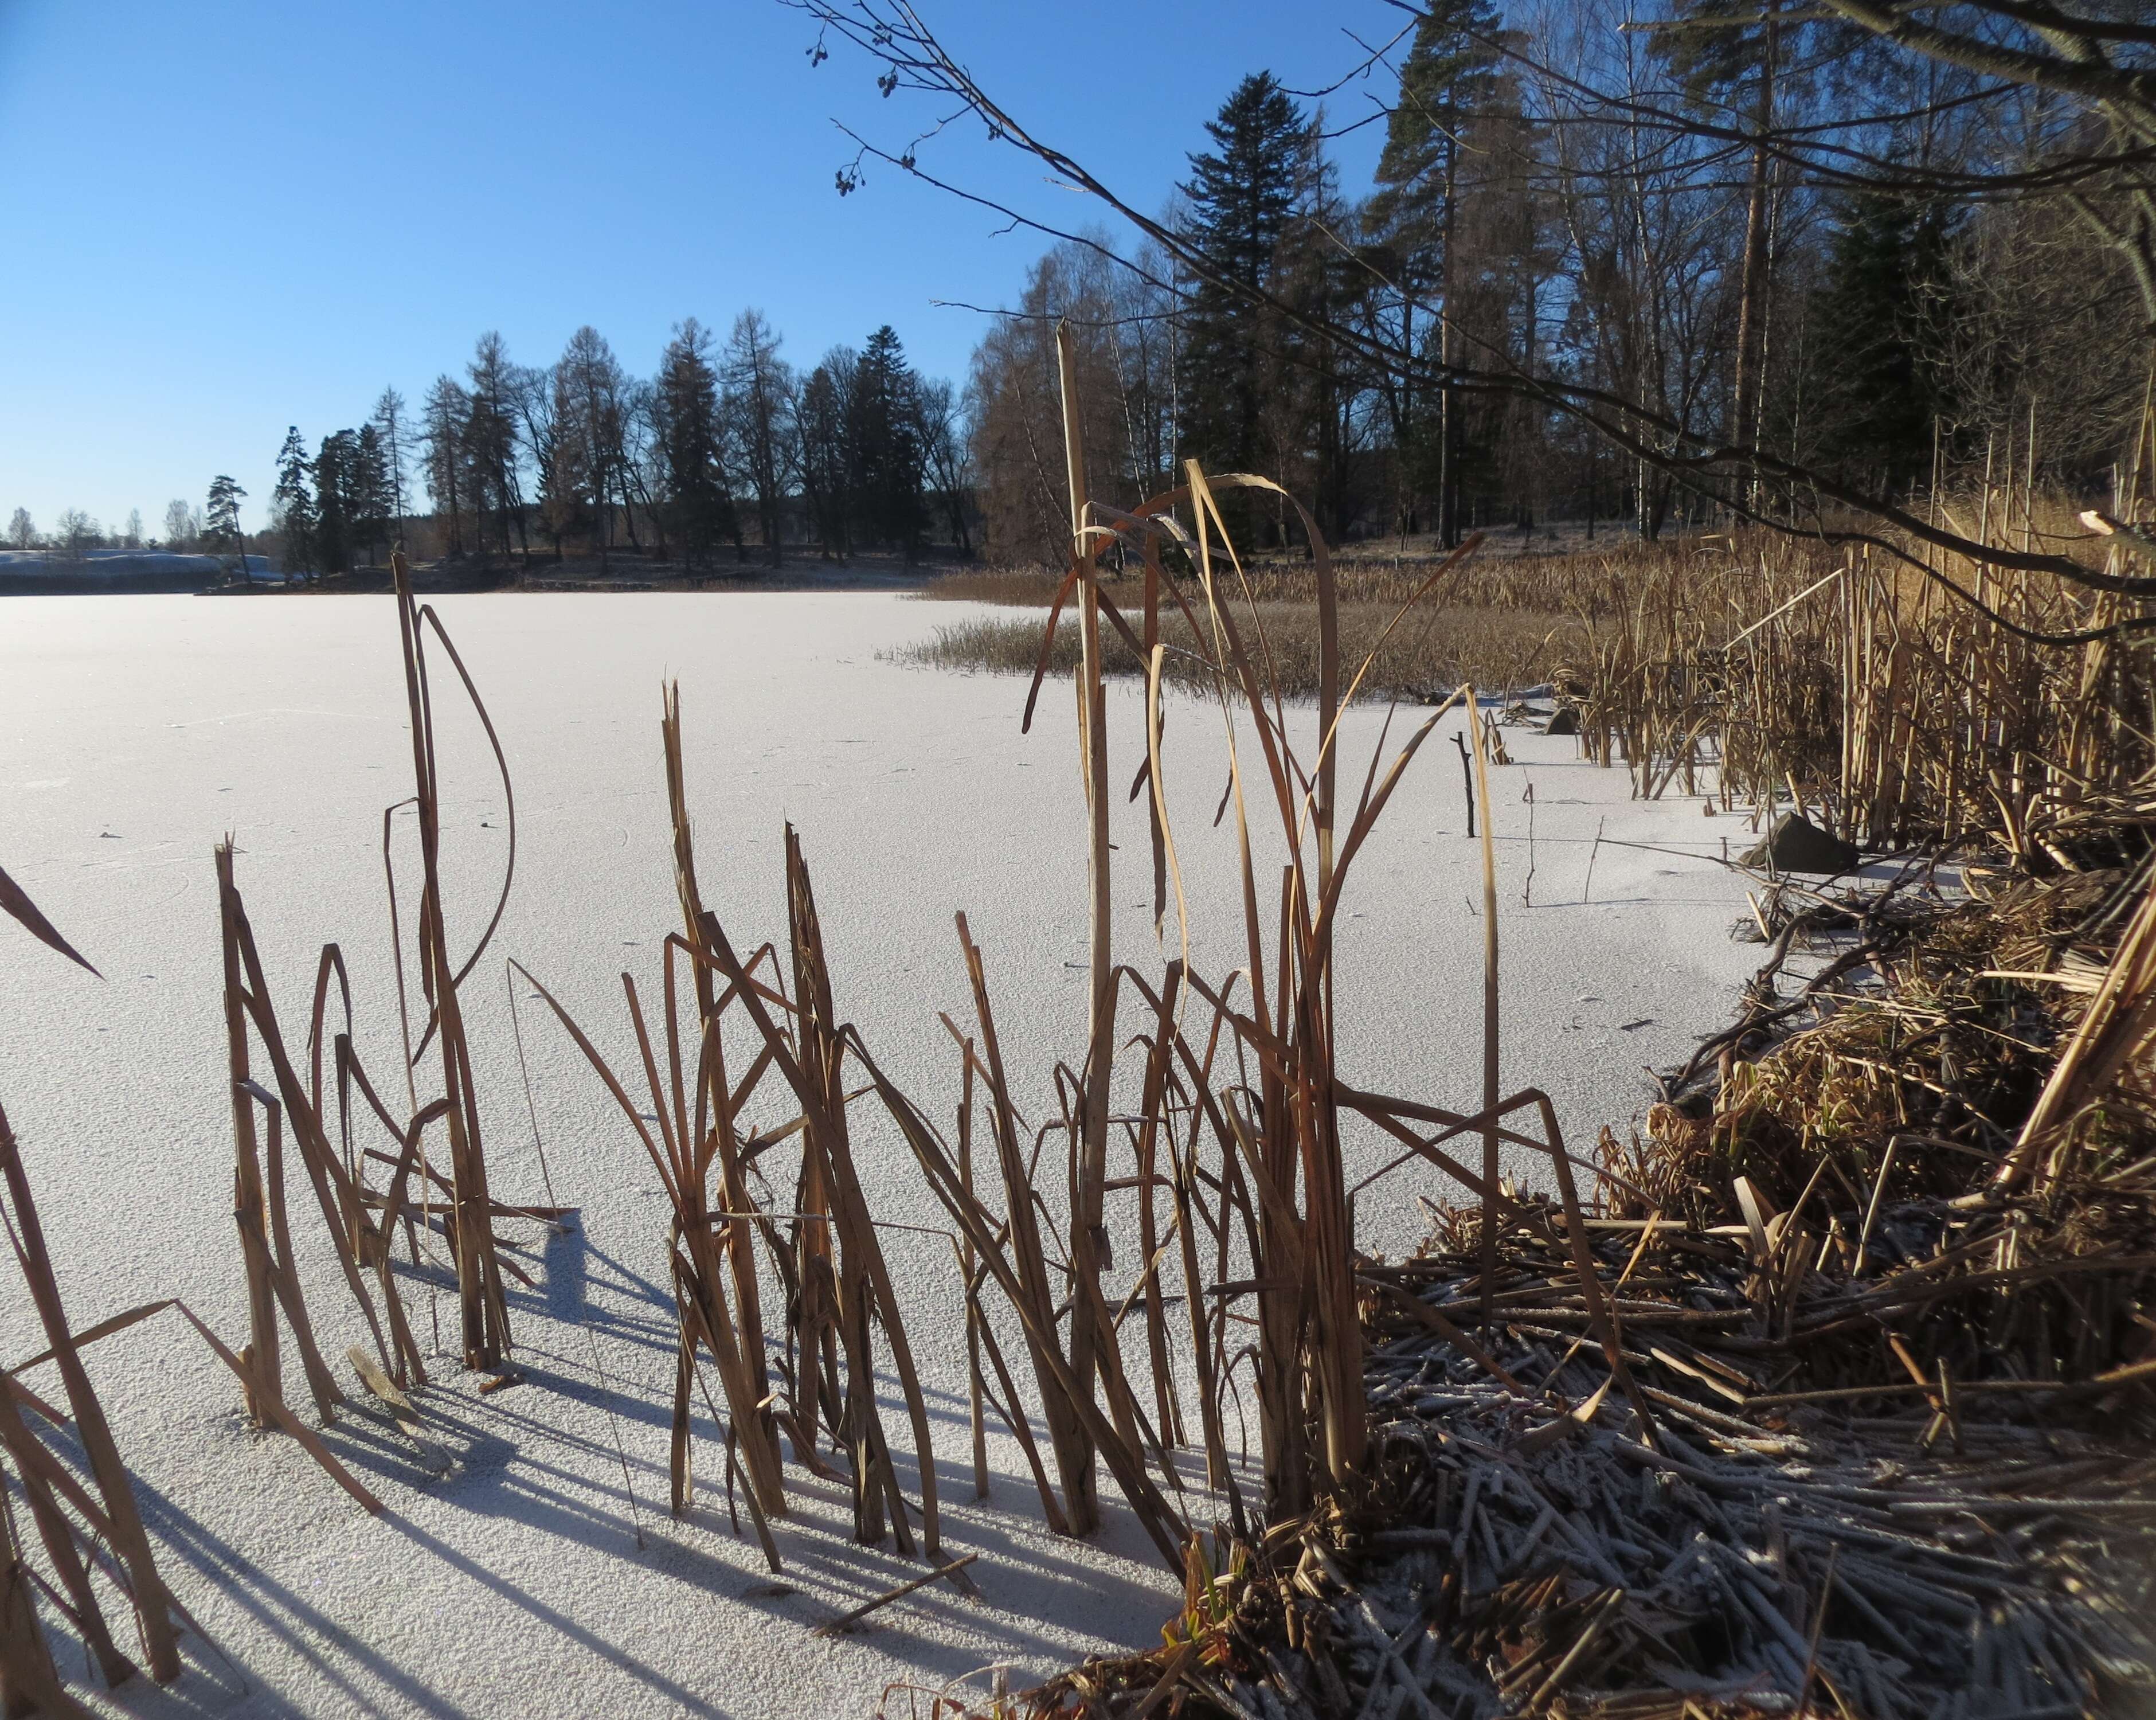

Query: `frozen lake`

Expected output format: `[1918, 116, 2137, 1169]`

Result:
[0, 592, 1759, 1718]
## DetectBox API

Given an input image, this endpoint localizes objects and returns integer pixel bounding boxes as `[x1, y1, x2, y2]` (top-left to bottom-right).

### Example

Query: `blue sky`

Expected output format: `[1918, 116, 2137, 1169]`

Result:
[0, 1, 1396, 536]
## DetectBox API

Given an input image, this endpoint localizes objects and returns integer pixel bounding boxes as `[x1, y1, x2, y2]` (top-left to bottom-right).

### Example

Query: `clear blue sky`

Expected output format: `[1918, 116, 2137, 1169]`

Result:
[0, 1, 1396, 537]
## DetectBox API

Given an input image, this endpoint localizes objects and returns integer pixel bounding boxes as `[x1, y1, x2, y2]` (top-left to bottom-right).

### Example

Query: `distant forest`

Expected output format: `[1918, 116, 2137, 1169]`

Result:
[16, 0, 2142, 574]
[254, 317, 974, 575]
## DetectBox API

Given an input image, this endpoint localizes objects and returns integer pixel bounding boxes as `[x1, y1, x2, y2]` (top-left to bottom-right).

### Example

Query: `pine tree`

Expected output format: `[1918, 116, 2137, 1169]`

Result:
[795, 349, 860, 561]
[204, 476, 246, 567]
[554, 327, 633, 567]
[273, 425, 318, 577]
[466, 334, 527, 564]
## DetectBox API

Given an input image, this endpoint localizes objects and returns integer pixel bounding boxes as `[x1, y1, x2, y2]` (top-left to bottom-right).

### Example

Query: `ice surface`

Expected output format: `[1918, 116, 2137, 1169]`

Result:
[0, 592, 1761, 1718]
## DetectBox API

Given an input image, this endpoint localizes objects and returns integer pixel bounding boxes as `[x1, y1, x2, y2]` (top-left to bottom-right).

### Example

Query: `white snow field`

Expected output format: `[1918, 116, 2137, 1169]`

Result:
[0, 593, 1762, 1719]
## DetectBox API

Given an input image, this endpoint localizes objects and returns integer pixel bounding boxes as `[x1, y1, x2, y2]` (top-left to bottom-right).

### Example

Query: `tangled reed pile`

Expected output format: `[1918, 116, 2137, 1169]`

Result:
[991, 810, 2156, 1720]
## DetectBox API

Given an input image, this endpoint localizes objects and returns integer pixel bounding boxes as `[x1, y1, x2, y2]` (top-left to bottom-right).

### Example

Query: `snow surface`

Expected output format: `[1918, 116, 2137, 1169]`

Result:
[0, 593, 1762, 1718]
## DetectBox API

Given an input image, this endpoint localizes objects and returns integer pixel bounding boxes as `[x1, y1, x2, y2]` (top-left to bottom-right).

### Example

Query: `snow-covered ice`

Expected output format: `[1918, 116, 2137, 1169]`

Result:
[0, 592, 1761, 1718]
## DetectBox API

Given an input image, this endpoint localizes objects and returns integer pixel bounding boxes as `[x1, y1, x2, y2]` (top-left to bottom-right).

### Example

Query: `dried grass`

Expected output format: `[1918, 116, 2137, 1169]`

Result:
[889, 601, 1576, 704]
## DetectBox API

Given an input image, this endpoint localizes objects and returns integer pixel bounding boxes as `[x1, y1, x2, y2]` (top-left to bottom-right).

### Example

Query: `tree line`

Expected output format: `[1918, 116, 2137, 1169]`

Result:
[268, 316, 971, 575]
[5, 483, 248, 564]
[875, 0, 2153, 570]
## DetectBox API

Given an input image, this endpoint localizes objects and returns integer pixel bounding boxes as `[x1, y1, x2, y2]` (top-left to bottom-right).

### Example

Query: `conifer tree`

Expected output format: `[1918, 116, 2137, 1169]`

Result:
[422, 377, 469, 558]
[370, 387, 410, 545]
[795, 349, 859, 561]
[353, 423, 393, 565]
[204, 476, 245, 566]
[313, 429, 361, 576]
[722, 310, 792, 564]
[854, 326, 926, 556]
[1178, 73, 1310, 536]
[466, 333, 527, 563]
[1806, 196, 1955, 491]
[273, 425, 318, 577]
[655, 317, 739, 565]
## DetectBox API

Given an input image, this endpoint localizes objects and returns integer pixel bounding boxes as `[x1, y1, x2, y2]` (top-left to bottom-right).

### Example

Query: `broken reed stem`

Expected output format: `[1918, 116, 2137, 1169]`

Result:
[957, 1045, 991, 1502]
[220, 841, 284, 1428]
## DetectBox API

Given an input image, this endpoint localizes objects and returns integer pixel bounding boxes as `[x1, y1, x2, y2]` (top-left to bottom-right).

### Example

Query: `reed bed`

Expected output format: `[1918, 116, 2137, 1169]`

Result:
[889, 601, 1575, 705]
[919, 536, 1696, 617]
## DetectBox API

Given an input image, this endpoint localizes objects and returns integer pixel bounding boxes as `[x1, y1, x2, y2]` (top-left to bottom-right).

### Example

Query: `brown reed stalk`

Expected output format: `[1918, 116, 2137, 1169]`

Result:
[1058, 320, 1113, 1538]
[510, 957, 789, 1523]
[1467, 690, 1502, 1328]
[1999, 858, 2156, 1194]
[0, 1102, 183, 1684]
[220, 841, 284, 1427]
[780, 827, 944, 1553]
[660, 689, 778, 1479]
[216, 842, 413, 1395]
[0, 1437, 99, 1720]
[836, 1017, 1189, 1568]
[389, 548, 512, 1369]
[955, 1045, 991, 1501]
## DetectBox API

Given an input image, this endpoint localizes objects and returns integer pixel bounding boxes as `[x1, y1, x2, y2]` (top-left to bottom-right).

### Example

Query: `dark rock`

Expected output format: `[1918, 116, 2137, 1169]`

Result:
[1543, 705, 1580, 736]
[1740, 813, 1860, 875]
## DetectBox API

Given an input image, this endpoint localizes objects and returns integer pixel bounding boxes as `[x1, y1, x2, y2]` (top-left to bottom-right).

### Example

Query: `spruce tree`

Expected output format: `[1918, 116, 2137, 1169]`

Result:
[1807, 195, 1955, 491]
[722, 310, 791, 564]
[1178, 73, 1310, 532]
[313, 429, 361, 576]
[466, 333, 527, 563]
[655, 318, 739, 566]
[854, 326, 926, 556]
[353, 423, 392, 565]
[273, 426, 317, 578]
